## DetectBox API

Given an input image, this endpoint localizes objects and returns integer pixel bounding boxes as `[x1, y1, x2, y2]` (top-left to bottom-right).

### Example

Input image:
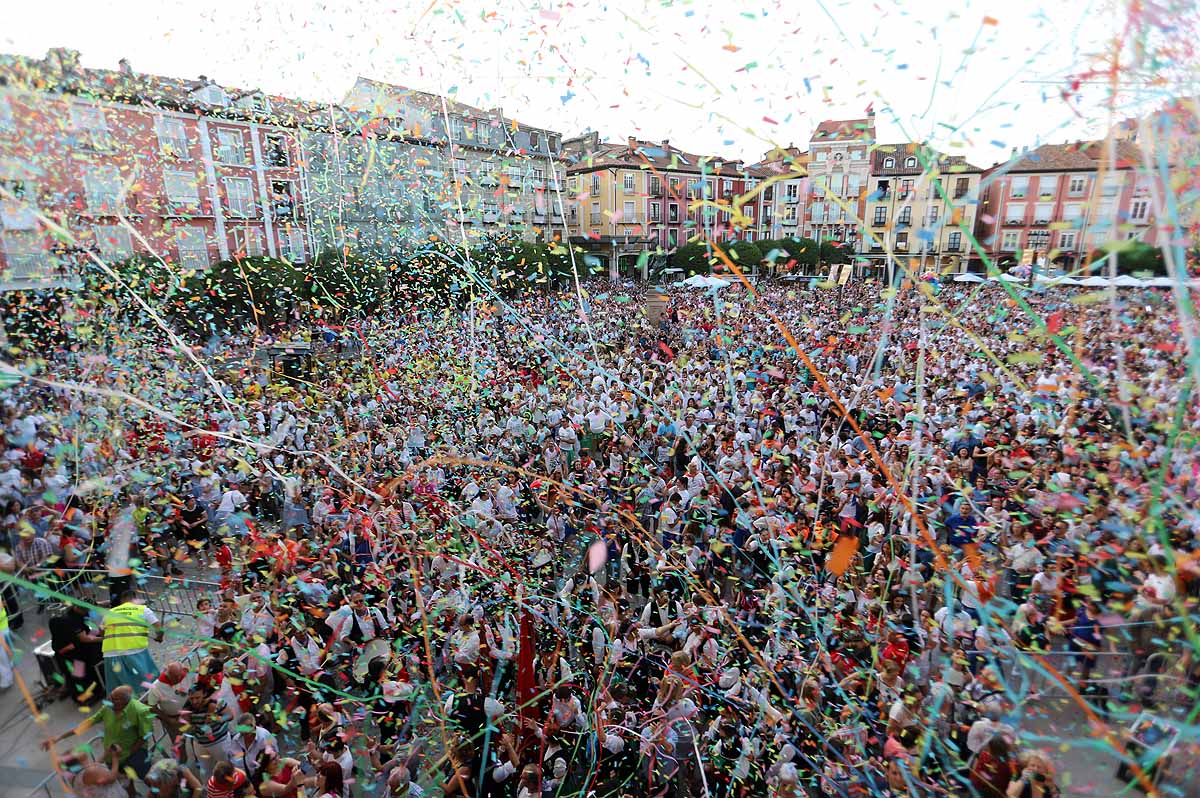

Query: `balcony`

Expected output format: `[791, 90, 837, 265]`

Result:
[551, 208, 564, 220]
[1030, 218, 1051, 227]
[871, 220, 887, 228]
[945, 245, 962, 253]
[1010, 191, 1027, 199]
[896, 219, 911, 228]
[784, 195, 800, 204]
[479, 174, 499, 187]
[1004, 217, 1025, 226]
[533, 210, 547, 222]
[482, 210, 501, 224]
[895, 242, 909, 252]
[953, 189, 968, 199]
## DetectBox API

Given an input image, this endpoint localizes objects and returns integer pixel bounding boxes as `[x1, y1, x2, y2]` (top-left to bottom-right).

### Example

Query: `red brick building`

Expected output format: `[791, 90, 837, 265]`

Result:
[0, 48, 317, 290]
[976, 140, 1154, 270]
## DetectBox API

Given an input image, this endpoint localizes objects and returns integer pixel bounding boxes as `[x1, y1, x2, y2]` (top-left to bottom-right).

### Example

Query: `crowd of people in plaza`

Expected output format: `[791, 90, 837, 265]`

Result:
[1, 272, 1198, 798]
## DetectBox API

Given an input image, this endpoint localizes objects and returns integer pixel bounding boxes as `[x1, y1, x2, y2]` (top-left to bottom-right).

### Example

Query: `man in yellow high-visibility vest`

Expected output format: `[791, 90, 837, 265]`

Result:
[0, 600, 12, 690]
[102, 589, 163, 692]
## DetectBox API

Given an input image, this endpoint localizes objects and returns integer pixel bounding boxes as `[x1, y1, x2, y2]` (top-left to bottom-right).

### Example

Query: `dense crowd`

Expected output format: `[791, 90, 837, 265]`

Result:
[2, 275, 1199, 798]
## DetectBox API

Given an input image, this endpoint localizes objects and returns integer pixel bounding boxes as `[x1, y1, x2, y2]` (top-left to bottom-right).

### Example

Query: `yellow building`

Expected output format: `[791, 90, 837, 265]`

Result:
[863, 143, 983, 273]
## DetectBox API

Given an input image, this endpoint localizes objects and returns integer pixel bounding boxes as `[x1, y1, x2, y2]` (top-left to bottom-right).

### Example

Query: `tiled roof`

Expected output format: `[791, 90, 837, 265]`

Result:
[812, 117, 874, 143]
[871, 143, 983, 175]
[566, 137, 749, 176]
[1007, 140, 1142, 172]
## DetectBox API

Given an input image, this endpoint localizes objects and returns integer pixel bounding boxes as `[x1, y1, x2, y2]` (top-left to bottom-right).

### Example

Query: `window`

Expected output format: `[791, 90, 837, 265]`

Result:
[1062, 203, 1082, 224]
[1004, 203, 1026, 225]
[0, 179, 35, 229]
[722, 178, 733, 194]
[264, 133, 290, 167]
[224, 177, 255, 217]
[279, 228, 306, 263]
[623, 173, 635, 192]
[649, 177, 662, 195]
[1130, 199, 1150, 221]
[667, 229, 678, 247]
[898, 179, 914, 198]
[897, 206, 912, 226]
[1033, 203, 1053, 224]
[1058, 232, 1077, 251]
[482, 160, 496, 176]
[895, 232, 909, 250]
[70, 104, 111, 149]
[905, 157, 917, 167]
[93, 225, 132, 260]
[1101, 174, 1122, 196]
[0, 96, 14, 132]
[948, 231, 962, 251]
[622, 200, 635, 220]
[2, 231, 43, 277]
[1001, 230, 1020, 250]
[927, 205, 940, 224]
[785, 183, 798, 201]
[850, 149, 863, 160]
[533, 167, 545, 182]
[454, 157, 468, 175]
[1010, 176, 1029, 198]
[873, 206, 887, 225]
[846, 175, 862, 196]
[231, 227, 263, 257]
[163, 170, 200, 205]
[530, 130, 540, 149]
[215, 129, 247, 165]
[508, 166, 523, 187]
[271, 181, 295, 220]
[548, 135, 559, 152]
[590, 201, 601, 225]
[1069, 176, 1087, 195]
[193, 84, 228, 106]
[176, 227, 209, 269]
[156, 117, 189, 159]
[85, 166, 123, 213]
[954, 178, 969, 199]
[815, 151, 827, 162]
[668, 203, 679, 223]
[591, 174, 600, 194]
[649, 201, 661, 221]
[883, 157, 895, 168]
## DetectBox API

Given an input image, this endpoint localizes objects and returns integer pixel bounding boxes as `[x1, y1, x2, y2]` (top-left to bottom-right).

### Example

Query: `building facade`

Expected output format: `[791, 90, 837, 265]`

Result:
[755, 145, 809, 241]
[863, 143, 983, 273]
[562, 132, 769, 279]
[0, 49, 320, 290]
[976, 140, 1152, 271]
[803, 114, 875, 256]
[0, 49, 564, 291]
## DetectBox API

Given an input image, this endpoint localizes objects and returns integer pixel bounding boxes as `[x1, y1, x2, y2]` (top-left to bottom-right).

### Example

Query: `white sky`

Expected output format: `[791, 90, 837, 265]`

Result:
[3, 0, 1170, 167]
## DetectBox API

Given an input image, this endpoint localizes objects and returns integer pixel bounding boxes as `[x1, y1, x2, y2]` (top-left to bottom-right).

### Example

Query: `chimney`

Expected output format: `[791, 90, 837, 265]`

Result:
[1011, 146, 1018, 157]
[199, 74, 209, 84]
[118, 58, 132, 75]
[661, 139, 670, 151]
[627, 136, 637, 151]
[47, 47, 81, 75]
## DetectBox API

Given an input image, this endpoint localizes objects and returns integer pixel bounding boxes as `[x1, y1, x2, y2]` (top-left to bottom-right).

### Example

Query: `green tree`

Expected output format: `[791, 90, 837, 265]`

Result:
[182, 256, 306, 331]
[307, 250, 388, 318]
[671, 241, 712, 276]
[819, 239, 852, 267]
[717, 240, 763, 276]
